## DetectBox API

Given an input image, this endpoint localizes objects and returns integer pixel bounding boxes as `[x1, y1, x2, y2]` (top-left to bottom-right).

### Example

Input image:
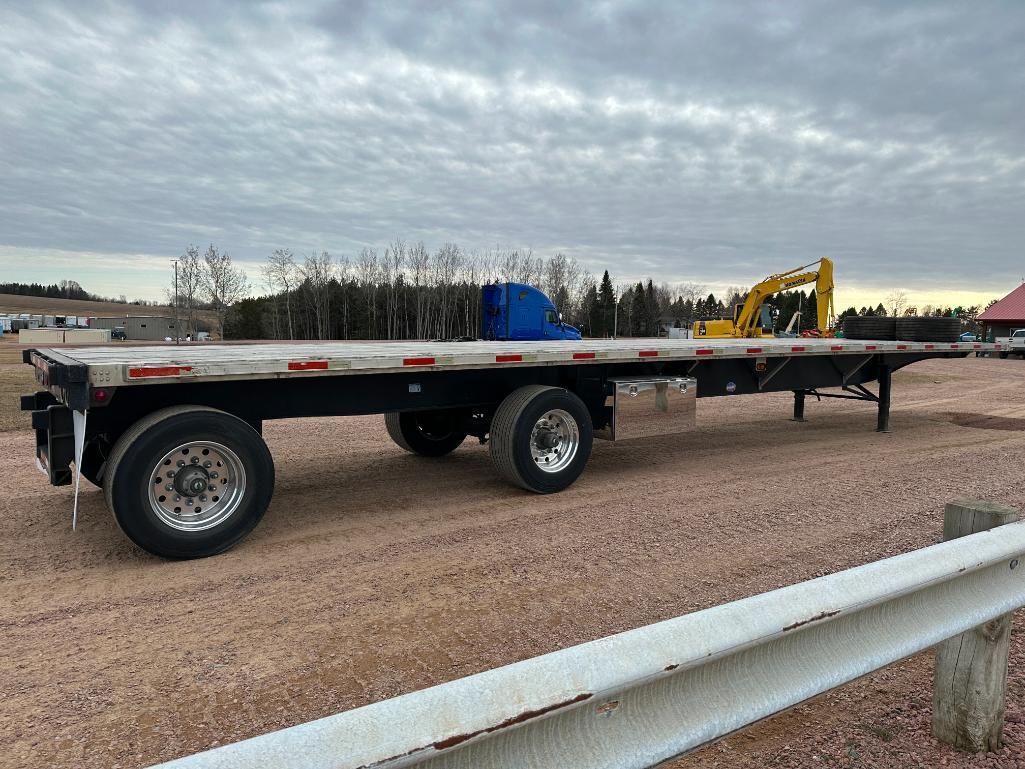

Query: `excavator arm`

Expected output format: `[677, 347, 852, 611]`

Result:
[734, 257, 834, 337]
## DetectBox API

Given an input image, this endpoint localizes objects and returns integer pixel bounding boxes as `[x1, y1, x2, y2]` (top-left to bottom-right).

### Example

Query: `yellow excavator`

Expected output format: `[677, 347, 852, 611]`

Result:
[693, 257, 835, 339]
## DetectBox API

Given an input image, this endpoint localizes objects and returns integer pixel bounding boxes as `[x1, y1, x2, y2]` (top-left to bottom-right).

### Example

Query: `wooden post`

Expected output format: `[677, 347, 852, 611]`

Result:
[932, 498, 1020, 752]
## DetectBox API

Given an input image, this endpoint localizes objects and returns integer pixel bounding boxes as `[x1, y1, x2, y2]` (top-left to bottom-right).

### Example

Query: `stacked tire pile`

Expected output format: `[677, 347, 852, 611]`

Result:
[843, 315, 961, 342]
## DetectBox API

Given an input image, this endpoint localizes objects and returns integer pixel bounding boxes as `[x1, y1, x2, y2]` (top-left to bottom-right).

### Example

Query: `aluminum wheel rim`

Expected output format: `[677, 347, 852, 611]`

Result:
[147, 441, 246, 532]
[530, 409, 580, 473]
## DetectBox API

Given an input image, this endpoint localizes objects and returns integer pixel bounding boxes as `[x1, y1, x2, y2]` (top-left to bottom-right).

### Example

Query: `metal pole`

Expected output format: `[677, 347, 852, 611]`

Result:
[172, 259, 179, 345]
[613, 298, 618, 340]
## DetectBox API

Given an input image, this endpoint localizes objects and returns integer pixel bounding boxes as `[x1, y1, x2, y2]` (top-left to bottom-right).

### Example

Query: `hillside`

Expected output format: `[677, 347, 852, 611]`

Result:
[0, 293, 175, 318]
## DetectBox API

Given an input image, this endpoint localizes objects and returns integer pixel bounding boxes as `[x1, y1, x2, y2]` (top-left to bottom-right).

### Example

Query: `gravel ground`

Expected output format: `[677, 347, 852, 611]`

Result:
[2, 355, 1024, 768]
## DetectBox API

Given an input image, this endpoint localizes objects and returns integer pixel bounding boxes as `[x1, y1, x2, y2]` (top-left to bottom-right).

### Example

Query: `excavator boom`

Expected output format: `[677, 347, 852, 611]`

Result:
[695, 257, 835, 339]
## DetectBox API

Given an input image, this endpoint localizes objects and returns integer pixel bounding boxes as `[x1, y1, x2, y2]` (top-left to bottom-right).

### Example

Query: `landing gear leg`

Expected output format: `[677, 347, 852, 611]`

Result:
[876, 365, 892, 433]
[792, 390, 806, 422]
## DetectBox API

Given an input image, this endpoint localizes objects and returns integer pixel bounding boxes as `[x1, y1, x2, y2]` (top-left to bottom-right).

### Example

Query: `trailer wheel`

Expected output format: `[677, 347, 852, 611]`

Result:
[490, 385, 593, 493]
[384, 411, 467, 456]
[103, 406, 274, 559]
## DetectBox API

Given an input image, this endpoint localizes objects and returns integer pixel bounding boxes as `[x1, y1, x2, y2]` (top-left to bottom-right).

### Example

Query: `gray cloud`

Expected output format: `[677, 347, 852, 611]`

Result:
[1, 0, 1023, 299]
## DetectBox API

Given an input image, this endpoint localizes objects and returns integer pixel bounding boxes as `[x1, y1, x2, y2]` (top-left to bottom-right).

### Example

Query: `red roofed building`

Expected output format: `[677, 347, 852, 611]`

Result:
[978, 283, 1025, 340]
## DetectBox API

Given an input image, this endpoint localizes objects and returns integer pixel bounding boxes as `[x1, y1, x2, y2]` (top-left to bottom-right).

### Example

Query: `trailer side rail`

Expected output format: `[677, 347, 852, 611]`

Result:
[26, 338, 997, 387]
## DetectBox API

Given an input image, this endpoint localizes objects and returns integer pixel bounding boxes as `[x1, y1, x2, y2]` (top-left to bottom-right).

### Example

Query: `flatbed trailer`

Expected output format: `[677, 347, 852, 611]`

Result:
[21, 337, 997, 558]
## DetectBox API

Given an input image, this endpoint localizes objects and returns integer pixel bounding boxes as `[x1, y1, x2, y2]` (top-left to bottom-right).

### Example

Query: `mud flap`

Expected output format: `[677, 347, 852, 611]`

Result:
[72, 409, 87, 530]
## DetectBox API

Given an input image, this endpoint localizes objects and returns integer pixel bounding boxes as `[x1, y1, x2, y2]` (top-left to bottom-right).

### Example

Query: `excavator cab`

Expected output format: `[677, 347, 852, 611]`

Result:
[732, 304, 774, 334]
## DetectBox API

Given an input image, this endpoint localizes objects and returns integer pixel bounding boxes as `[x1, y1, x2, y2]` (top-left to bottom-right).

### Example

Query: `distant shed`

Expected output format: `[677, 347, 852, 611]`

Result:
[978, 283, 1025, 340]
[91, 316, 179, 341]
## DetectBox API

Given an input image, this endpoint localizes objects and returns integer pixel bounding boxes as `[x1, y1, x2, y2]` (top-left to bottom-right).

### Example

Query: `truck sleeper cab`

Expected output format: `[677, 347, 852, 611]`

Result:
[482, 283, 581, 341]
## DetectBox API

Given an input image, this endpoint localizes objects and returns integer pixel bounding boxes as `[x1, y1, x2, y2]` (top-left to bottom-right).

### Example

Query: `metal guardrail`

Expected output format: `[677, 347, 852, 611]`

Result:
[152, 521, 1025, 769]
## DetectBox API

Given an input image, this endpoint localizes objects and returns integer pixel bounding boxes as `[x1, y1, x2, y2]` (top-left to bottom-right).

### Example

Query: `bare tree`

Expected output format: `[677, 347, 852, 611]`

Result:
[886, 289, 909, 317]
[356, 248, 380, 339]
[407, 241, 431, 339]
[167, 245, 206, 336]
[262, 249, 298, 339]
[300, 251, 334, 339]
[203, 245, 249, 338]
[433, 243, 462, 338]
[382, 240, 405, 340]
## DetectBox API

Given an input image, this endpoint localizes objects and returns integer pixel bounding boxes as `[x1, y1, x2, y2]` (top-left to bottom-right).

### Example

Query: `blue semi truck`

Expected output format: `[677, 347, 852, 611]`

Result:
[482, 282, 582, 341]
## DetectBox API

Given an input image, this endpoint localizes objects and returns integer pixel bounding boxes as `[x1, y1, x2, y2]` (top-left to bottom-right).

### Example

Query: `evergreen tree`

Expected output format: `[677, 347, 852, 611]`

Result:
[596, 270, 615, 337]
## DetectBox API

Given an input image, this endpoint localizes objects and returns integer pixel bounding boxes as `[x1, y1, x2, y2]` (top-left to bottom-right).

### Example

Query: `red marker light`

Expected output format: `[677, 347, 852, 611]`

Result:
[93, 389, 109, 402]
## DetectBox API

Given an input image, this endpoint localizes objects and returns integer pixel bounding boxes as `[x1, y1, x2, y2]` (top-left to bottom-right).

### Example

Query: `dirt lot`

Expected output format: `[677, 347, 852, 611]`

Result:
[2, 355, 1025, 769]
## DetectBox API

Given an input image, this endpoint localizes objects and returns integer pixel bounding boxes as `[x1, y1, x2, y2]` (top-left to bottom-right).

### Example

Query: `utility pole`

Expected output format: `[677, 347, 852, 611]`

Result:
[171, 258, 179, 346]
[612, 297, 618, 340]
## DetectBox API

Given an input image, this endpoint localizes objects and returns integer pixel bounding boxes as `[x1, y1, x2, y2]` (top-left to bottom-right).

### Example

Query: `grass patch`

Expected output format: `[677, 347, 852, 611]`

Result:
[0, 365, 35, 432]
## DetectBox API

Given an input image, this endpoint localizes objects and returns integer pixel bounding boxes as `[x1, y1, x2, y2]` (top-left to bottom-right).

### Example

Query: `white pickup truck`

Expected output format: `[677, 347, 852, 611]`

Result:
[996, 328, 1025, 358]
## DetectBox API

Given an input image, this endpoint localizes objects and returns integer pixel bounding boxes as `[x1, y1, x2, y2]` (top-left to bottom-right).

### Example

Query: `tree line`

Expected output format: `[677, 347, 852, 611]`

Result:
[222, 242, 728, 341]
[0, 280, 159, 306]
[215, 241, 989, 340]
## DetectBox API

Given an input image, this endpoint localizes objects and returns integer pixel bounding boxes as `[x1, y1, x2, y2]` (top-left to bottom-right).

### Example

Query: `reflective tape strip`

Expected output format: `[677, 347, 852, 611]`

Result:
[495, 354, 522, 363]
[865, 345, 877, 351]
[573, 352, 596, 360]
[287, 361, 328, 371]
[638, 350, 658, 358]
[696, 349, 714, 356]
[746, 348, 762, 354]
[791, 346, 806, 352]
[128, 366, 193, 378]
[831, 345, 844, 351]
[403, 357, 436, 366]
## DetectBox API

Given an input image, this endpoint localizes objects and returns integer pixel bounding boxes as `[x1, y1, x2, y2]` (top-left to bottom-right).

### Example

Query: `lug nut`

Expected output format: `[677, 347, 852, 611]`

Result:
[203, 461, 212, 468]
[165, 484, 173, 491]
[199, 494, 207, 502]
[186, 498, 193, 506]
[208, 485, 216, 492]
[210, 472, 218, 479]
[177, 460, 185, 467]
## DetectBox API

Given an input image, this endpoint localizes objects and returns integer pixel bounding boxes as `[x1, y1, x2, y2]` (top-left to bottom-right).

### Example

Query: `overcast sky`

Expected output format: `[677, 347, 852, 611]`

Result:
[1, 1, 1023, 308]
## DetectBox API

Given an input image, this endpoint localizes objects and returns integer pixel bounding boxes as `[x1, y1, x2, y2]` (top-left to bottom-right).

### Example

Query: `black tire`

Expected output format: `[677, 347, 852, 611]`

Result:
[385, 411, 467, 457]
[490, 385, 593, 493]
[842, 316, 897, 340]
[999, 351, 1009, 359]
[895, 316, 961, 342]
[103, 406, 274, 559]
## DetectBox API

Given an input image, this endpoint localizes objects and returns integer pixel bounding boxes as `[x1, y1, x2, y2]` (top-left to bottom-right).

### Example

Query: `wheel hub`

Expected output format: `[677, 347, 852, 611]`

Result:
[148, 441, 246, 532]
[529, 409, 580, 473]
[174, 466, 210, 497]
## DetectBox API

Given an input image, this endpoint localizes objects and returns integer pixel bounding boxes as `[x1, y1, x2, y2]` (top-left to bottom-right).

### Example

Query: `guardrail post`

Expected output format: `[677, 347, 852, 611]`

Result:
[932, 498, 1020, 752]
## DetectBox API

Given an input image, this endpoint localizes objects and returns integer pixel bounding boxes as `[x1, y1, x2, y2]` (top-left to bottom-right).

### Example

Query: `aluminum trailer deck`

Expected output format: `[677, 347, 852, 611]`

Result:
[21, 337, 997, 558]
